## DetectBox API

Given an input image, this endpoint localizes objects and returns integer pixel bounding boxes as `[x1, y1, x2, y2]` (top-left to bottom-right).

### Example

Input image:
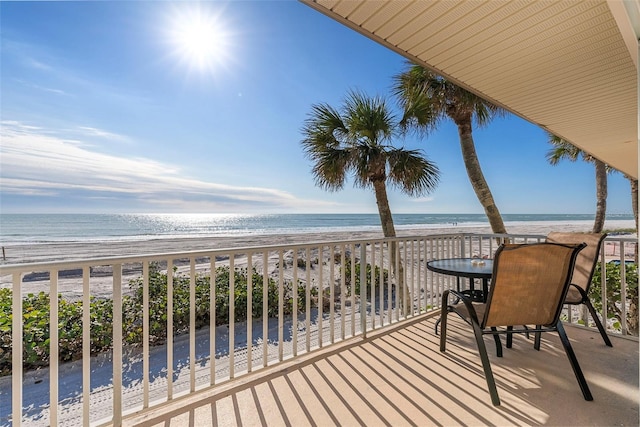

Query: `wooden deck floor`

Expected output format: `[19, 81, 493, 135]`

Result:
[121, 314, 639, 427]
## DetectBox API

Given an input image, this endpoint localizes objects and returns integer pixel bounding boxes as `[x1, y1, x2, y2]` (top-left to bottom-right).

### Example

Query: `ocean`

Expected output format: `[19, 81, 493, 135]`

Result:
[0, 213, 634, 245]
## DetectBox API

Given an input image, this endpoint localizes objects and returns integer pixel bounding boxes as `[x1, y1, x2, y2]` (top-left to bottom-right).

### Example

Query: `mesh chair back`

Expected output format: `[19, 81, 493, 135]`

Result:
[546, 232, 606, 296]
[483, 243, 584, 328]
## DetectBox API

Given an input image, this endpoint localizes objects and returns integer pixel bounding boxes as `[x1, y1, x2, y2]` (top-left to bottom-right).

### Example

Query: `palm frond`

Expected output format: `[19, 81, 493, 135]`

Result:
[343, 90, 395, 146]
[387, 148, 440, 196]
[311, 147, 351, 191]
[546, 133, 581, 165]
[393, 62, 505, 130]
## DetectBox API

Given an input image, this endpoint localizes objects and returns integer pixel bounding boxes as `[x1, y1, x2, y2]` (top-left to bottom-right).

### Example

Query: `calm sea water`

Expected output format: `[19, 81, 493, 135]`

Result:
[0, 213, 634, 244]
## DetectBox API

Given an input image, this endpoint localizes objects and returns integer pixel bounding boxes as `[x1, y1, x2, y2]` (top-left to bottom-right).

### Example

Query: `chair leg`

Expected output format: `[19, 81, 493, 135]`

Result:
[490, 327, 503, 357]
[534, 326, 542, 350]
[440, 290, 450, 352]
[556, 321, 593, 401]
[584, 300, 613, 347]
[473, 323, 500, 406]
[506, 326, 513, 348]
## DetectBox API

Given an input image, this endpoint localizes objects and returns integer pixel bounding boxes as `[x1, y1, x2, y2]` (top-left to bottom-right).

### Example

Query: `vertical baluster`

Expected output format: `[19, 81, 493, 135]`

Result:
[384, 241, 390, 324]
[210, 256, 216, 385]
[262, 251, 268, 368]
[112, 264, 122, 426]
[49, 269, 58, 426]
[247, 252, 253, 372]
[82, 267, 90, 426]
[142, 261, 149, 408]
[418, 239, 423, 314]
[12, 272, 22, 427]
[350, 245, 356, 337]
[329, 246, 335, 343]
[292, 249, 298, 356]
[340, 244, 346, 339]
[278, 251, 284, 362]
[370, 242, 375, 329]
[600, 246, 608, 334]
[318, 246, 324, 347]
[229, 255, 235, 378]
[396, 241, 401, 322]
[189, 259, 196, 392]
[620, 243, 628, 335]
[360, 243, 367, 337]
[306, 247, 311, 352]
[378, 241, 384, 326]
[404, 241, 409, 320]
[411, 240, 416, 317]
[167, 260, 174, 400]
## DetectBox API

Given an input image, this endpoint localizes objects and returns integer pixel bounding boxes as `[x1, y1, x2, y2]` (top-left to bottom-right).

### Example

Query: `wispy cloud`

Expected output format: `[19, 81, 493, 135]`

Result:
[0, 121, 335, 212]
[26, 57, 53, 71]
[14, 78, 69, 96]
[74, 126, 132, 144]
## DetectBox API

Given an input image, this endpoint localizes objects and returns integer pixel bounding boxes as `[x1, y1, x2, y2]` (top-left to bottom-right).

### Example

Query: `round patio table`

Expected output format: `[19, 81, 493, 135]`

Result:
[426, 258, 493, 302]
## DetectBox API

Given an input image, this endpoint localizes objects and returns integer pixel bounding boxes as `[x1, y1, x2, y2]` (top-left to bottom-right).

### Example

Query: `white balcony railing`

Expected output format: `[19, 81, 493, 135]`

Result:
[0, 233, 636, 426]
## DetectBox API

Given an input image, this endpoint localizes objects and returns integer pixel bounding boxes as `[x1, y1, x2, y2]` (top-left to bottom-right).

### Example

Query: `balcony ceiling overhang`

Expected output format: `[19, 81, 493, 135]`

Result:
[302, 0, 639, 179]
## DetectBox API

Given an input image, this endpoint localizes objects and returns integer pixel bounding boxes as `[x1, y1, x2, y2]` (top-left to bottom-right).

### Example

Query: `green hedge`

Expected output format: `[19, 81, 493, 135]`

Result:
[588, 262, 639, 335]
[0, 264, 313, 375]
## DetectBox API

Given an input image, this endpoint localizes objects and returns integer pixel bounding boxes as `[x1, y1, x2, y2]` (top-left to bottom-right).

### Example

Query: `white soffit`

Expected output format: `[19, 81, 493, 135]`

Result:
[303, 0, 639, 179]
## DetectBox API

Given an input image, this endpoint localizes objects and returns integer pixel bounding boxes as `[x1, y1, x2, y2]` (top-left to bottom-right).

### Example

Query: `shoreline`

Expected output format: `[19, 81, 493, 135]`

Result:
[0, 219, 636, 299]
[0, 219, 636, 265]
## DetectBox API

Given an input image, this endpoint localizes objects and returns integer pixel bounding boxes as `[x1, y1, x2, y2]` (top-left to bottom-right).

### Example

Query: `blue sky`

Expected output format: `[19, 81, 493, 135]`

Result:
[0, 1, 634, 216]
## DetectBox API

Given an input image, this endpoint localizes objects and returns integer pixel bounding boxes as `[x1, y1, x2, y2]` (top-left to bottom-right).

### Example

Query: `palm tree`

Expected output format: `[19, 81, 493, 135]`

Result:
[301, 90, 440, 238]
[546, 134, 607, 233]
[623, 173, 638, 236]
[301, 90, 441, 310]
[392, 64, 507, 234]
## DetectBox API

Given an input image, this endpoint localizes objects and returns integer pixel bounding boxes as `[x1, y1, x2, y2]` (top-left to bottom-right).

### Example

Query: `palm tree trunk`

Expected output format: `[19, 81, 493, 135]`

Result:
[372, 180, 409, 313]
[592, 159, 607, 233]
[630, 177, 638, 236]
[372, 180, 396, 238]
[454, 117, 507, 234]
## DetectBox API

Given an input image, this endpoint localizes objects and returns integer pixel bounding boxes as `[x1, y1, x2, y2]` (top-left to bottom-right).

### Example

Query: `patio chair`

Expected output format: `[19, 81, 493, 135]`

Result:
[545, 232, 611, 347]
[439, 242, 591, 406]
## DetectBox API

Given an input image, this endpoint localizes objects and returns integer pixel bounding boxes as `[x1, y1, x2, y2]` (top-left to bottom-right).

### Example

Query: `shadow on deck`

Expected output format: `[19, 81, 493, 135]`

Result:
[121, 314, 639, 426]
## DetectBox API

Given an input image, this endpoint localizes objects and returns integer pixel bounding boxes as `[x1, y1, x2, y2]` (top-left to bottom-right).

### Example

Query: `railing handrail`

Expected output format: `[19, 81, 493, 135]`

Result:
[0, 232, 569, 273]
[0, 233, 466, 273]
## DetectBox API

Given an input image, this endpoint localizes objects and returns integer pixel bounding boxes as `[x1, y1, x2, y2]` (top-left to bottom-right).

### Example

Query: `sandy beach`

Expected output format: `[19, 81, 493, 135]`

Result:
[1, 219, 636, 299]
[1, 219, 635, 264]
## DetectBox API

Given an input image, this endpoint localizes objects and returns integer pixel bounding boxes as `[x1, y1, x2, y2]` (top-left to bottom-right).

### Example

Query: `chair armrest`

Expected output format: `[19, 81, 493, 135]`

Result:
[444, 289, 482, 325]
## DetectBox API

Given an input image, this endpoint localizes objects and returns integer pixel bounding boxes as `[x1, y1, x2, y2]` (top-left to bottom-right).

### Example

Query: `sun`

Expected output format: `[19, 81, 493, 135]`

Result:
[167, 6, 231, 75]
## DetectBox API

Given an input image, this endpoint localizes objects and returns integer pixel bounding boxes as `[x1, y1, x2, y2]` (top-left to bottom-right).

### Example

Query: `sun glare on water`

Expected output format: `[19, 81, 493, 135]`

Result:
[167, 6, 232, 75]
